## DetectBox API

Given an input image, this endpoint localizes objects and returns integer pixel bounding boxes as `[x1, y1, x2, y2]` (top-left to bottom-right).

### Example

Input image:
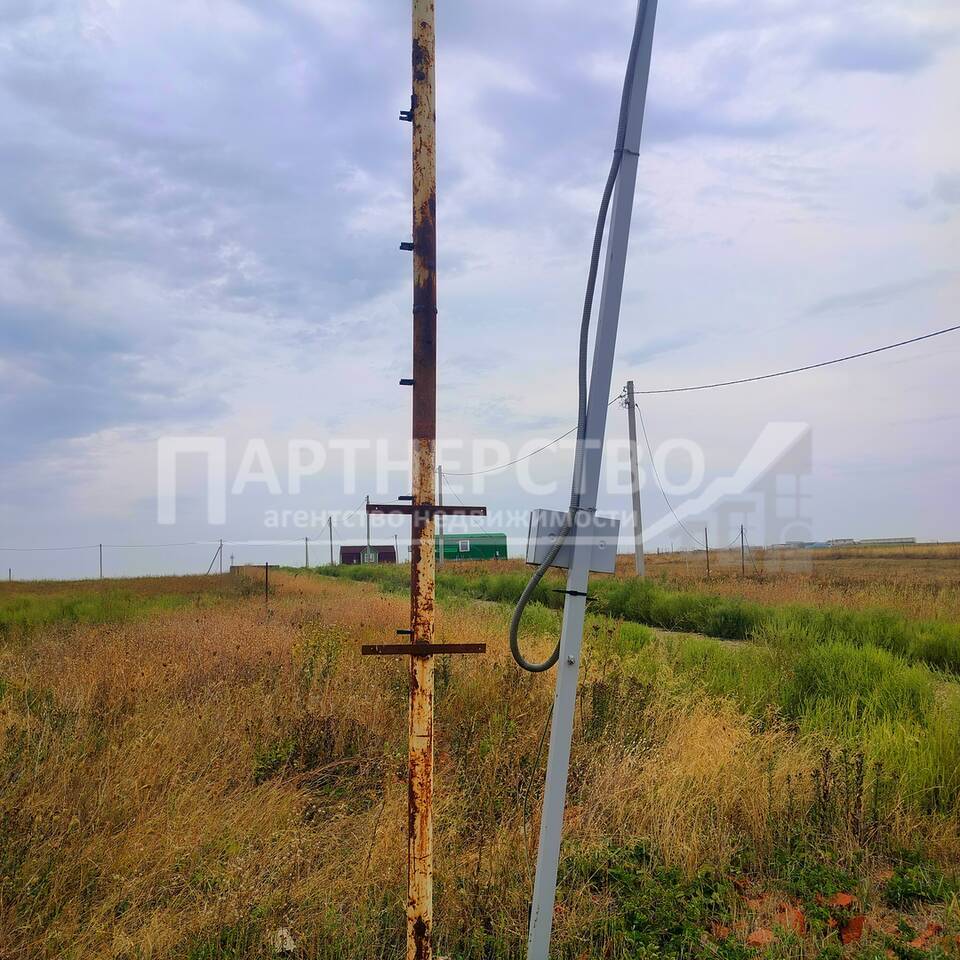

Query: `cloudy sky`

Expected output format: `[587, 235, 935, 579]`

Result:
[1, 0, 958, 577]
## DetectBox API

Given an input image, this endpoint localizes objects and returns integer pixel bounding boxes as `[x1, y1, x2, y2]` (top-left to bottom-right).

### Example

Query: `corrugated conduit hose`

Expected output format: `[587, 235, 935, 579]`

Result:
[509, 1, 649, 673]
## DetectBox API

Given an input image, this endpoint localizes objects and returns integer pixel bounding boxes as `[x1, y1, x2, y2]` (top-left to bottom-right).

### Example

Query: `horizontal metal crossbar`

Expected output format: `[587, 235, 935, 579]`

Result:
[366, 502, 486, 517]
[361, 642, 487, 657]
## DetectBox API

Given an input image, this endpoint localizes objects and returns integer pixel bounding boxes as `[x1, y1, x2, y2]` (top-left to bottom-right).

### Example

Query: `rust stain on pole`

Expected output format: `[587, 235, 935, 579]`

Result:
[409, 2, 437, 960]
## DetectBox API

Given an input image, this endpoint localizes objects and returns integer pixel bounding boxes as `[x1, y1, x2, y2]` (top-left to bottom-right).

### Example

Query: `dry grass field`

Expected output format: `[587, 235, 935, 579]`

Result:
[1, 558, 958, 959]
[619, 543, 960, 622]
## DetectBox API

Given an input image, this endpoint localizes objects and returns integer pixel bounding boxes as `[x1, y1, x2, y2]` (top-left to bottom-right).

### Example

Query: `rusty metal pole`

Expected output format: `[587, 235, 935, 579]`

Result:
[409, 2, 437, 958]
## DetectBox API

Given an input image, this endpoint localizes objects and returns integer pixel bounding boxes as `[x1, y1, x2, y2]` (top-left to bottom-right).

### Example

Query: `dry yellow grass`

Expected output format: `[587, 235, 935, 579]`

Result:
[1, 570, 956, 958]
[0, 576, 832, 958]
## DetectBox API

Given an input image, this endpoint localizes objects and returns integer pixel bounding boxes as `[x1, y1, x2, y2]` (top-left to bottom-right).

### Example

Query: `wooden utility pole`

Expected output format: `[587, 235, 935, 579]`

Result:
[219, 539, 223, 575]
[740, 524, 745, 576]
[705, 527, 710, 577]
[328, 515, 334, 565]
[304, 536, 309, 569]
[624, 381, 645, 576]
[99, 543, 103, 579]
[361, 7, 487, 957]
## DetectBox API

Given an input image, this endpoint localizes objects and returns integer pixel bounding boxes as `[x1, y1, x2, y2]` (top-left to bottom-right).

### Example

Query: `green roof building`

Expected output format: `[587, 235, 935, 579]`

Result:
[435, 532, 507, 562]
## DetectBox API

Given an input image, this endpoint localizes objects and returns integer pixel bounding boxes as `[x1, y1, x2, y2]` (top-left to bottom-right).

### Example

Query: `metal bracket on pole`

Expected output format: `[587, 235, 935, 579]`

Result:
[526, 3, 659, 958]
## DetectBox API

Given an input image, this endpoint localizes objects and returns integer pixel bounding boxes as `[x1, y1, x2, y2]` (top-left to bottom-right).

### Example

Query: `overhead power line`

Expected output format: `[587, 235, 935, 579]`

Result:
[441, 471, 491, 533]
[445, 324, 957, 477]
[634, 404, 705, 548]
[635, 323, 960, 395]
[444, 395, 623, 477]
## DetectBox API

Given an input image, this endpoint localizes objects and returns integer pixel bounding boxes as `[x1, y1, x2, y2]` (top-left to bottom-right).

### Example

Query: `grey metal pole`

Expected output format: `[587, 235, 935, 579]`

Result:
[437, 464, 444, 565]
[366, 495, 371, 549]
[219, 539, 223, 575]
[625, 380, 645, 576]
[527, 3, 658, 956]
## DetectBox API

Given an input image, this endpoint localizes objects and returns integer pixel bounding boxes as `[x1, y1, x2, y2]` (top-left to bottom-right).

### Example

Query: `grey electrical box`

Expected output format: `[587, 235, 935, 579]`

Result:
[525, 509, 620, 574]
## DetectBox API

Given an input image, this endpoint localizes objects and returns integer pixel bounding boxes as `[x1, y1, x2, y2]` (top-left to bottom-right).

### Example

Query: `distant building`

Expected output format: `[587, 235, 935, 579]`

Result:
[857, 538, 916, 546]
[436, 532, 508, 562]
[340, 544, 397, 565]
[773, 537, 916, 550]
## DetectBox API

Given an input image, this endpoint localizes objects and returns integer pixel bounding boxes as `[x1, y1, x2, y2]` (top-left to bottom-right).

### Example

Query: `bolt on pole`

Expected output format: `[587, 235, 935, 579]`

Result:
[409, 2, 438, 957]
[624, 381, 645, 576]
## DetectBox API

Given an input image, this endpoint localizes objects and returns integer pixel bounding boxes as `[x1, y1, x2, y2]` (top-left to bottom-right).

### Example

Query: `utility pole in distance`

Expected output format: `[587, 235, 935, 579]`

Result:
[705, 527, 710, 577]
[741, 524, 745, 577]
[304, 536, 309, 569]
[219, 539, 223, 575]
[99, 543, 103, 580]
[624, 380, 645, 576]
[436, 464, 444, 565]
[365, 495, 371, 550]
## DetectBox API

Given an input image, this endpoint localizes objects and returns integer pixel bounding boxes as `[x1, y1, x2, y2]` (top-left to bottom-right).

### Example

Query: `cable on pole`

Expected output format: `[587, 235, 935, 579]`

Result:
[441, 472, 491, 534]
[635, 403, 706, 548]
[509, 1, 651, 674]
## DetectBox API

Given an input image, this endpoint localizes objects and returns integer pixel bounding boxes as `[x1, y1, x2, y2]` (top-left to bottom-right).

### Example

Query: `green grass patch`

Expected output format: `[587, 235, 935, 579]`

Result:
[0, 590, 212, 639]
[569, 844, 751, 960]
[313, 564, 960, 674]
[883, 862, 959, 908]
